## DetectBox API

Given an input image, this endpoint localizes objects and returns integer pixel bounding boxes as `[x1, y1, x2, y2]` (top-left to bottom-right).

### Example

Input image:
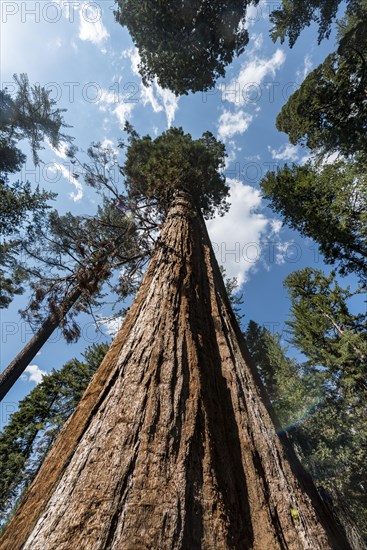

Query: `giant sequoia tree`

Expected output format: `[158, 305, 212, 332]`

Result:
[0, 131, 350, 549]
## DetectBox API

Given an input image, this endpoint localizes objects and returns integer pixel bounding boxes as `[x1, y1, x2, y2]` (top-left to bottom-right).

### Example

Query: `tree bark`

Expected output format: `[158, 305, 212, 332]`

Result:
[0, 193, 351, 549]
[0, 287, 82, 401]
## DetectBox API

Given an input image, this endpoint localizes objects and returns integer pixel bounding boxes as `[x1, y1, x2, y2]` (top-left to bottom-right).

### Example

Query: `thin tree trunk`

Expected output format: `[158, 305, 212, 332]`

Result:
[0, 193, 351, 549]
[0, 287, 82, 401]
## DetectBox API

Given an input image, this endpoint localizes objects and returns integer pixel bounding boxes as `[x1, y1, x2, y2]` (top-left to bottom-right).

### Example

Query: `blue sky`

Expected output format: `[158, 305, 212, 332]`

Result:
[0, 0, 361, 427]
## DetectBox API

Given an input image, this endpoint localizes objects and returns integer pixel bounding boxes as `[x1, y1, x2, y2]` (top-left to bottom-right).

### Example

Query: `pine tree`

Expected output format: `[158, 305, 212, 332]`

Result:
[260, 161, 367, 282]
[284, 268, 367, 410]
[0, 130, 350, 548]
[244, 320, 322, 432]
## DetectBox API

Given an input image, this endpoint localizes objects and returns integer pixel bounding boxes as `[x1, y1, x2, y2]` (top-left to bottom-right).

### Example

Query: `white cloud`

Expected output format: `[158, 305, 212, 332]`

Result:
[122, 47, 180, 127]
[97, 315, 124, 338]
[49, 141, 70, 160]
[321, 151, 340, 165]
[270, 219, 283, 235]
[206, 179, 269, 285]
[245, 2, 264, 28]
[22, 365, 47, 385]
[269, 143, 299, 162]
[296, 54, 313, 82]
[251, 33, 263, 51]
[50, 162, 83, 201]
[225, 49, 286, 106]
[114, 102, 136, 127]
[99, 89, 136, 128]
[274, 240, 297, 266]
[218, 109, 253, 140]
[78, 1, 109, 45]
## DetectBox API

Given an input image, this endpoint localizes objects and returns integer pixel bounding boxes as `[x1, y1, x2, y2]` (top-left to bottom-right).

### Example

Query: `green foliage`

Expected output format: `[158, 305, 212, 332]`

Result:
[293, 397, 367, 545]
[260, 161, 367, 281]
[20, 198, 144, 342]
[221, 266, 244, 325]
[273, 0, 367, 159]
[0, 74, 72, 167]
[0, 177, 56, 308]
[122, 126, 229, 219]
[270, 0, 344, 46]
[275, 51, 367, 157]
[0, 342, 109, 531]
[284, 268, 367, 411]
[245, 318, 367, 544]
[245, 320, 321, 430]
[114, 0, 259, 95]
[0, 73, 71, 308]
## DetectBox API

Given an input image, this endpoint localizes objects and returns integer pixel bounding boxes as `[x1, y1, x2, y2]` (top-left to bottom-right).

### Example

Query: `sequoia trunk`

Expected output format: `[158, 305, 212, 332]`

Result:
[0, 193, 350, 549]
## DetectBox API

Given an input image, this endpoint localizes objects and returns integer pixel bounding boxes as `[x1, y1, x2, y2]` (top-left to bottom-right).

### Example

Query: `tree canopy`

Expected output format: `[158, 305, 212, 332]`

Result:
[0, 74, 72, 168]
[284, 268, 367, 410]
[274, 1, 367, 159]
[270, 0, 346, 47]
[114, 0, 259, 95]
[260, 161, 367, 282]
[121, 125, 229, 218]
[0, 74, 72, 308]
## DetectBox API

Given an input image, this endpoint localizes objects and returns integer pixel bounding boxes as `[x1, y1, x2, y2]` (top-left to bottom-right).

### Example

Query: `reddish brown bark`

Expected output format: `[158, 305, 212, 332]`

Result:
[0, 193, 350, 549]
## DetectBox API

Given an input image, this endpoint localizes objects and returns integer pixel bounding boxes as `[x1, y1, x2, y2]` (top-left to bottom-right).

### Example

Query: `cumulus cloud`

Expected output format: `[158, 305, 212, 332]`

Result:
[268, 143, 300, 162]
[224, 49, 286, 106]
[206, 179, 269, 285]
[122, 48, 180, 127]
[78, 1, 109, 45]
[22, 364, 47, 385]
[218, 110, 253, 141]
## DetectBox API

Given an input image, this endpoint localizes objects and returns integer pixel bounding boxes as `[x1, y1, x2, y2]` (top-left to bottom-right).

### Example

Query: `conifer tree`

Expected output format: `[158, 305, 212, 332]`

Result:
[0, 74, 71, 307]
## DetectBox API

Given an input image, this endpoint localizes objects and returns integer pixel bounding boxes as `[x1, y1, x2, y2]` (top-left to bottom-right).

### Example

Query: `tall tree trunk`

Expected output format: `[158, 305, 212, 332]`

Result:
[0, 287, 82, 401]
[0, 193, 350, 549]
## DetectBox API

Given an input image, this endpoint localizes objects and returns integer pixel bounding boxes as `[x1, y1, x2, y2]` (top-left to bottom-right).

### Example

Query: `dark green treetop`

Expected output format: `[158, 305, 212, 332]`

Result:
[274, 1, 367, 158]
[121, 125, 229, 219]
[114, 0, 260, 95]
[275, 49, 367, 158]
[269, 0, 360, 47]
